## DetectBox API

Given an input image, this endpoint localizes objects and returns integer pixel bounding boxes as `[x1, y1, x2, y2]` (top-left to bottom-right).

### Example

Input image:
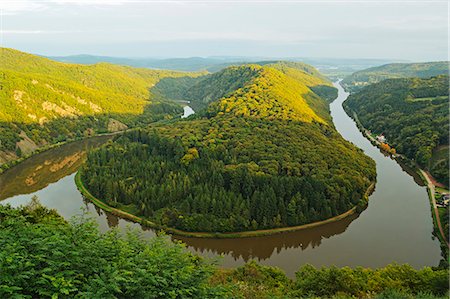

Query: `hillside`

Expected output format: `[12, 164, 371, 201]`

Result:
[343, 75, 449, 185]
[80, 64, 376, 233]
[342, 61, 449, 92]
[266, 61, 338, 102]
[0, 48, 203, 168]
[169, 61, 337, 111]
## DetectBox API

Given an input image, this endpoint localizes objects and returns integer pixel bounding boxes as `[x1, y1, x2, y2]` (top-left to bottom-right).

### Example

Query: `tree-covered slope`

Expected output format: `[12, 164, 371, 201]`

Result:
[0, 48, 203, 167]
[265, 61, 338, 102]
[343, 75, 449, 185]
[81, 64, 376, 233]
[183, 62, 336, 114]
[201, 65, 331, 124]
[342, 61, 449, 92]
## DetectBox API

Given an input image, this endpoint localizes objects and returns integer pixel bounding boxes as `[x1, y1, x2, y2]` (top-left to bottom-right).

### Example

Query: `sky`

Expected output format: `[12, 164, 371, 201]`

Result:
[0, 0, 448, 61]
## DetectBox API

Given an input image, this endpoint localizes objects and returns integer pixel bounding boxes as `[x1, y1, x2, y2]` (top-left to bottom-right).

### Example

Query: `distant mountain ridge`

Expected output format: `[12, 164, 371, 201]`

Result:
[48, 53, 399, 76]
[47, 54, 262, 72]
[342, 61, 449, 92]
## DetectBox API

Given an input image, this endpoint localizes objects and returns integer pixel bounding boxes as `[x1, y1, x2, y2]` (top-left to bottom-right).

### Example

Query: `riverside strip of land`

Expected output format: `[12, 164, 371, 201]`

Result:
[349, 109, 449, 248]
[419, 169, 449, 248]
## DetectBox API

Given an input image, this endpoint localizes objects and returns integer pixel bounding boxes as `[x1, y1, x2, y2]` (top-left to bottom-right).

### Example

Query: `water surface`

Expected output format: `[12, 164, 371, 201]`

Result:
[182, 106, 195, 118]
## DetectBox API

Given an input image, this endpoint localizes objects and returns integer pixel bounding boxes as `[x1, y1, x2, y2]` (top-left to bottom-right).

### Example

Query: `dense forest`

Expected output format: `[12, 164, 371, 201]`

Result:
[1, 202, 448, 298]
[81, 64, 376, 233]
[343, 76, 449, 184]
[0, 48, 204, 168]
[151, 61, 337, 112]
[341, 61, 449, 92]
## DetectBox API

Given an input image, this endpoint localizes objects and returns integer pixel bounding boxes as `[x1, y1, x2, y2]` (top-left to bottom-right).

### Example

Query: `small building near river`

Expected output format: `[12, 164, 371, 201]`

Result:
[376, 134, 386, 143]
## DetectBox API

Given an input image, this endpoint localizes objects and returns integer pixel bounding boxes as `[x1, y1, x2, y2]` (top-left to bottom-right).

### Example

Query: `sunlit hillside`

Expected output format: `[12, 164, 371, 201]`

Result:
[0, 48, 203, 165]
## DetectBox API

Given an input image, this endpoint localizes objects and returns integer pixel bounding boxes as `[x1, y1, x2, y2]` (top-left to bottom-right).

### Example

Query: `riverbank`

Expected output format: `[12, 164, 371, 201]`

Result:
[0, 130, 126, 175]
[75, 170, 375, 239]
[344, 107, 449, 249]
[0, 107, 194, 175]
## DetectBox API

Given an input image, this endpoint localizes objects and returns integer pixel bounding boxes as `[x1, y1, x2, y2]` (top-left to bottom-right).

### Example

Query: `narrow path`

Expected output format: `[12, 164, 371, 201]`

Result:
[419, 169, 449, 248]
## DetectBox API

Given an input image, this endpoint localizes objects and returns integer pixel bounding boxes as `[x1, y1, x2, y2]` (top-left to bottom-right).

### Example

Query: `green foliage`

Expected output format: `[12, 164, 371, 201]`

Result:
[184, 65, 263, 111]
[187, 62, 336, 116]
[343, 75, 449, 185]
[0, 203, 225, 298]
[211, 260, 293, 298]
[81, 64, 375, 233]
[0, 48, 201, 158]
[213, 261, 448, 299]
[293, 263, 448, 298]
[442, 206, 449, 239]
[429, 146, 449, 184]
[203, 65, 330, 124]
[1, 204, 448, 298]
[150, 76, 205, 102]
[342, 61, 449, 92]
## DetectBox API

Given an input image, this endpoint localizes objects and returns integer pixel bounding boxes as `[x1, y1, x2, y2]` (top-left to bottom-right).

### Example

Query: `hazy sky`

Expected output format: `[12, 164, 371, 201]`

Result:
[1, 0, 448, 61]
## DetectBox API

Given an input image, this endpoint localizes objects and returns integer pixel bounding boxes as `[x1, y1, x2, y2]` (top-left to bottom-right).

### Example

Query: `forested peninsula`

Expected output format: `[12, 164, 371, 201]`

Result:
[80, 63, 376, 234]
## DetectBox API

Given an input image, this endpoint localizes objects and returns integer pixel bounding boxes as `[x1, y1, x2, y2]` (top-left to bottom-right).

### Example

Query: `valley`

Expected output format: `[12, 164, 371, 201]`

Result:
[0, 48, 447, 297]
[0, 48, 204, 169]
[0, 81, 441, 278]
[2, 1, 449, 297]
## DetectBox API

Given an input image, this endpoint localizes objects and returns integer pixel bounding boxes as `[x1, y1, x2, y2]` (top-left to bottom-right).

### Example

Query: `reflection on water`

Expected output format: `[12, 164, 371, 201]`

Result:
[0, 136, 112, 201]
[175, 213, 359, 262]
[0, 83, 441, 278]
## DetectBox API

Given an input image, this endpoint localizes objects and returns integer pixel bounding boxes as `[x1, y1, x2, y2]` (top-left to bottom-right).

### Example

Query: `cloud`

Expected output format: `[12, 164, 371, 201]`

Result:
[0, 0, 46, 15]
[1, 29, 84, 34]
[0, 0, 128, 15]
[49, 0, 129, 6]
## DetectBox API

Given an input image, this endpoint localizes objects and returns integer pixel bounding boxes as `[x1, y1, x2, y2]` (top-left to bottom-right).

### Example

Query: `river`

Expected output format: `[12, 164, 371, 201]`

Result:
[0, 82, 441, 277]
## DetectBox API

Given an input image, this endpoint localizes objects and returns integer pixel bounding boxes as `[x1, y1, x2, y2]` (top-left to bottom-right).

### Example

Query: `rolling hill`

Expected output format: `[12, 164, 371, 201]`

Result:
[0, 48, 204, 168]
[342, 61, 449, 92]
[344, 75, 449, 185]
[152, 61, 337, 113]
